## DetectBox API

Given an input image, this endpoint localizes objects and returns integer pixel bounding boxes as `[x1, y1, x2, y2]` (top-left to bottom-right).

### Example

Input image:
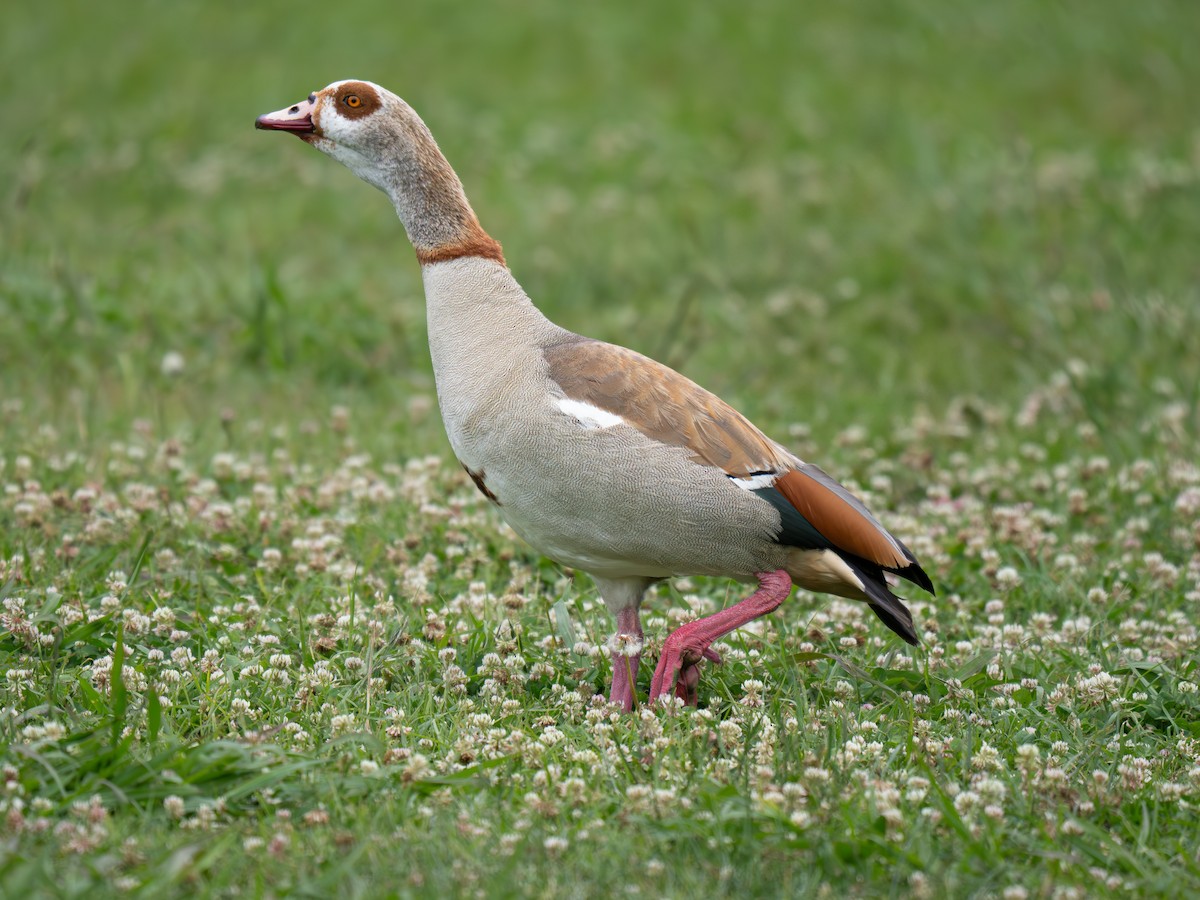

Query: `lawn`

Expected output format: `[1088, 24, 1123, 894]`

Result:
[2, 0, 1199, 896]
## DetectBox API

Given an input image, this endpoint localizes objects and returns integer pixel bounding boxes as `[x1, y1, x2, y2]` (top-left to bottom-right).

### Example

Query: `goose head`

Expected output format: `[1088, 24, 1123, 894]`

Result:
[257, 80, 499, 262]
[256, 79, 420, 194]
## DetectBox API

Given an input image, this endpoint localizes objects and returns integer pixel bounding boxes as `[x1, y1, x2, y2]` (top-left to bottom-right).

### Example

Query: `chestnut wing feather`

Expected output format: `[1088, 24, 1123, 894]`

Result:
[544, 338, 791, 478]
[774, 468, 909, 569]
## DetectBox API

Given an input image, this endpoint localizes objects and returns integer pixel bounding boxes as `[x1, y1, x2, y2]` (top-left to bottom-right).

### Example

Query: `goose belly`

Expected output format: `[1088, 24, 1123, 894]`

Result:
[460, 414, 786, 580]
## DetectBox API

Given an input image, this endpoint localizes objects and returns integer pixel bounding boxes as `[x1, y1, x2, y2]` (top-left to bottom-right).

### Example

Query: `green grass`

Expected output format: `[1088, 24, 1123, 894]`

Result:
[3, 0, 1200, 896]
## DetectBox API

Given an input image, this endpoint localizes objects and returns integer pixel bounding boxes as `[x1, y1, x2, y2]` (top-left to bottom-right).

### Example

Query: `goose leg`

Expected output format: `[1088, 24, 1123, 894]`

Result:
[649, 570, 792, 706]
[607, 605, 644, 710]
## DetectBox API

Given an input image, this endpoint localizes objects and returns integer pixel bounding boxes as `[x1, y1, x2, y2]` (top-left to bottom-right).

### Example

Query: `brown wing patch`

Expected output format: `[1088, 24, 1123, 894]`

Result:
[774, 469, 907, 568]
[544, 339, 790, 478]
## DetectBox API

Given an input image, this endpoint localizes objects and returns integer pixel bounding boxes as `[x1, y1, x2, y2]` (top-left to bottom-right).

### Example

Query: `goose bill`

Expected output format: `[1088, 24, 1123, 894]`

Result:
[255, 99, 316, 134]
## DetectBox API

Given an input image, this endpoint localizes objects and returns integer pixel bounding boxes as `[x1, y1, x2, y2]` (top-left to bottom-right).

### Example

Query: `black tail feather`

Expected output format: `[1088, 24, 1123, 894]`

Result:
[889, 537, 935, 595]
[891, 560, 935, 596]
[868, 600, 920, 646]
[840, 554, 921, 645]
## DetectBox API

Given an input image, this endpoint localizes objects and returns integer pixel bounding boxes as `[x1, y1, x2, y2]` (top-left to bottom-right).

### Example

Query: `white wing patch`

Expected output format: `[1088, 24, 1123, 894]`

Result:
[557, 397, 626, 430]
[730, 473, 778, 491]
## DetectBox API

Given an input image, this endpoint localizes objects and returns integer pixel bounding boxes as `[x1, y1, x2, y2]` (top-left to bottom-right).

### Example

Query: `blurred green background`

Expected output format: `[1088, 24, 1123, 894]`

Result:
[3, 4, 1200, 894]
[3, 0, 1198, 456]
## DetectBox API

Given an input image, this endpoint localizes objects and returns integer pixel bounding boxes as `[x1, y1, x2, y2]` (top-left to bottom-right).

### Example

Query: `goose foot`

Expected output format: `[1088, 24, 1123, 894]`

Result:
[649, 570, 792, 707]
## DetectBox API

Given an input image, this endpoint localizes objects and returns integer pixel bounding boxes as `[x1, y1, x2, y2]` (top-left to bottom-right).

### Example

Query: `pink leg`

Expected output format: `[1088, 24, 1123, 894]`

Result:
[649, 570, 792, 707]
[608, 606, 644, 711]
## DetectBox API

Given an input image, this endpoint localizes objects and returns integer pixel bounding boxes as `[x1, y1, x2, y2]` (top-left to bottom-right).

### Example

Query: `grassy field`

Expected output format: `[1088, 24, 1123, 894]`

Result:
[3, 0, 1200, 896]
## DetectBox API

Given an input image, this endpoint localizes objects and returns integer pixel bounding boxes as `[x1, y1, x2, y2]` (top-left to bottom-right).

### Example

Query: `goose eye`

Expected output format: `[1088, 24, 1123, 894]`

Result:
[344, 94, 361, 109]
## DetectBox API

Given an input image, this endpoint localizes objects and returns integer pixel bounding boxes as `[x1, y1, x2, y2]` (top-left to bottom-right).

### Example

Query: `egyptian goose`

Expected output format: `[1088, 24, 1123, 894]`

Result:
[256, 81, 933, 710]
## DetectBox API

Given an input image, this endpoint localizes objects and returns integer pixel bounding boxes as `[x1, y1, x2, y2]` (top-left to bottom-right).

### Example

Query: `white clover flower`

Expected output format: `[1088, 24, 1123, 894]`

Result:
[605, 632, 644, 658]
[171, 647, 195, 667]
[160, 352, 186, 377]
[995, 567, 1022, 590]
[1157, 782, 1186, 801]
[1016, 744, 1040, 771]
[972, 742, 1001, 770]
[1077, 671, 1120, 705]
[1118, 757, 1152, 790]
[740, 679, 765, 707]
[717, 720, 743, 746]
[402, 754, 430, 782]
